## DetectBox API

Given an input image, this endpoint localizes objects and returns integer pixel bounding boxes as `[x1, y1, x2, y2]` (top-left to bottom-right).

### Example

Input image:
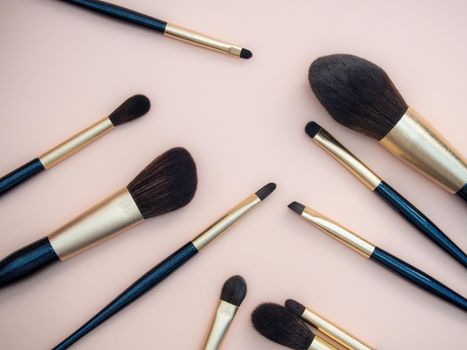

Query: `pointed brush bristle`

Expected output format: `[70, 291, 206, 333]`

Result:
[305, 121, 322, 138]
[285, 299, 306, 317]
[240, 48, 253, 59]
[255, 183, 276, 200]
[288, 202, 305, 215]
[220, 275, 247, 306]
[251, 303, 314, 350]
[309, 54, 408, 140]
[108, 94, 151, 126]
[127, 147, 197, 219]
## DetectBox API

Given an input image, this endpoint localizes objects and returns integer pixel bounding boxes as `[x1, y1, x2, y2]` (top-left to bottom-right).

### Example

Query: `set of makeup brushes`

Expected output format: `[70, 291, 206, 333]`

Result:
[1, 0, 466, 349]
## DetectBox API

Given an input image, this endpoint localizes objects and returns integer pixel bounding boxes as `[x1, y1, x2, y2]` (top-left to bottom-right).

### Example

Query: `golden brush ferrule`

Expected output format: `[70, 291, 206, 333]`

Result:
[380, 107, 467, 193]
[301, 206, 375, 258]
[202, 300, 238, 350]
[48, 187, 144, 260]
[191, 193, 260, 250]
[309, 336, 338, 350]
[301, 308, 375, 350]
[39, 117, 114, 169]
[164, 23, 242, 57]
[313, 128, 382, 190]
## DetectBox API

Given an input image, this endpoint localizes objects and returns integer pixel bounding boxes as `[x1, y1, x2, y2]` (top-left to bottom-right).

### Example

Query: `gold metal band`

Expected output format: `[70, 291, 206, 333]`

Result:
[164, 23, 242, 57]
[302, 308, 375, 350]
[39, 117, 114, 169]
[48, 188, 144, 260]
[192, 194, 260, 250]
[301, 206, 375, 258]
[309, 336, 338, 350]
[380, 108, 467, 193]
[202, 300, 238, 350]
[313, 128, 382, 190]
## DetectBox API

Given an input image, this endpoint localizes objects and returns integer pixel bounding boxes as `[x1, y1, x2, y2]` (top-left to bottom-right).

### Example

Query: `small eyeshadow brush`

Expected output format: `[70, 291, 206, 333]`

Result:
[288, 202, 467, 312]
[305, 122, 466, 268]
[59, 0, 253, 59]
[0, 148, 197, 288]
[0, 95, 150, 197]
[202, 275, 247, 350]
[309, 54, 467, 202]
[286, 299, 375, 350]
[52, 183, 276, 349]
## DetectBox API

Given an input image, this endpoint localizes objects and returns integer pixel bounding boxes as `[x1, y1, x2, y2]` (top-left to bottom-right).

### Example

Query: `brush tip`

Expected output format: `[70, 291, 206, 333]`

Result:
[288, 201, 305, 215]
[305, 121, 322, 138]
[285, 299, 306, 317]
[255, 183, 276, 200]
[109, 94, 151, 126]
[240, 48, 253, 59]
[220, 275, 247, 306]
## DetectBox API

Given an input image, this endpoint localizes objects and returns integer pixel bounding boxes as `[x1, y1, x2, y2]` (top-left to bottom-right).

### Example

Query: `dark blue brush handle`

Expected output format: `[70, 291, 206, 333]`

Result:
[457, 184, 467, 203]
[0, 158, 44, 196]
[375, 181, 466, 268]
[53, 242, 198, 350]
[0, 237, 59, 288]
[370, 247, 467, 311]
[60, 0, 167, 32]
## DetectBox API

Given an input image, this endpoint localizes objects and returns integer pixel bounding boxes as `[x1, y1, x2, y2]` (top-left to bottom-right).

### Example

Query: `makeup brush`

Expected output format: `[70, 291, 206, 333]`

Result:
[52, 183, 275, 349]
[202, 275, 247, 350]
[59, 0, 253, 59]
[285, 299, 375, 350]
[288, 202, 467, 312]
[309, 54, 467, 202]
[0, 147, 197, 288]
[252, 303, 337, 350]
[0, 94, 150, 197]
[305, 122, 466, 268]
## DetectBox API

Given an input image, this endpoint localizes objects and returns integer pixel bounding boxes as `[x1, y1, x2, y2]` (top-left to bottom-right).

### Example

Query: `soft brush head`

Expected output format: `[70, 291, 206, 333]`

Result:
[127, 147, 197, 219]
[220, 275, 247, 306]
[309, 54, 408, 140]
[251, 303, 314, 350]
[285, 299, 306, 317]
[109, 94, 151, 126]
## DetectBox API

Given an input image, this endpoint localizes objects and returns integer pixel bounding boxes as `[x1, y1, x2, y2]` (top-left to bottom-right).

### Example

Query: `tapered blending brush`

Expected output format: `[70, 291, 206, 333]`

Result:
[52, 183, 276, 349]
[288, 202, 467, 311]
[285, 299, 375, 350]
[252, 303, 337, 350]
[0, 95, 150, 197]
[305, 122, 466, 267]
[309, 54, 467, 202]
[0, 148, 197, 288]
[202, 275, 247, 350]
[59, 0, 253, 59]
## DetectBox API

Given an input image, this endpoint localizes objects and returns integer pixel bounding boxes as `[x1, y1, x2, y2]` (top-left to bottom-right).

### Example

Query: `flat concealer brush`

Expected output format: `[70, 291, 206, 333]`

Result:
[60, 0, 253, 59]
[52, 183, 276, 349]
[305, 121, 466, 268]
[288, 202, 467, 312]
[0, 95, 150, 197]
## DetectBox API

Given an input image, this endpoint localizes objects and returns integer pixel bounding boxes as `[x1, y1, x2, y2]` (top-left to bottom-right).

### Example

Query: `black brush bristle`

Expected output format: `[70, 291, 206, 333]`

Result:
[220, 275, 247, 306]
[127, 148, 197, 219]
[309, 54, 408, 140]
[285, 299, 306, 317]
[255, 183, 276, 200]
[108, 95, 151, 126]
[251, 303, 314, 350]
[288, 201, 305, 215]
[305, 121, 322, 138]
[240, 48, 253, 59]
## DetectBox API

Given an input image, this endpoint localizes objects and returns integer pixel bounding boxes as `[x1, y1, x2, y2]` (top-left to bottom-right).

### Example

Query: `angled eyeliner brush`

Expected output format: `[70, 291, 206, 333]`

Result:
[59, 0, 253, 59]
[305, 122, 466, 268]
[0, 95, 150, 197]
[288, 202, 467, 312]
[52, 183, 276, 349]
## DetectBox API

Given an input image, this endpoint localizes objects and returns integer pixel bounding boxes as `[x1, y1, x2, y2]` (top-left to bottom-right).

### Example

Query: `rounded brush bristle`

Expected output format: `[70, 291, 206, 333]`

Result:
[109, 94, 151, 126]
[285, 299, 306, 317]
[220, 275, 247, 306]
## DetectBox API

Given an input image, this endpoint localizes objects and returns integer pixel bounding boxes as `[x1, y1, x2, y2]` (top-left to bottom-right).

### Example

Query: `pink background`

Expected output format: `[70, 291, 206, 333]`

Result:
[0, 0, 466, 349]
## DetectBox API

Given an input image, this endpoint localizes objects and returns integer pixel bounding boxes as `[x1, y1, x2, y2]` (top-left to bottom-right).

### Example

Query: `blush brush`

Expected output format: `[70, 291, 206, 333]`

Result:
[288, 202, 467, 312]
[305, 122, 466, 267]
[52, 183, 275, 349]
[0, 147, 197, 288]
[309, 54, 467, 202]
[0, 94, 150, 197]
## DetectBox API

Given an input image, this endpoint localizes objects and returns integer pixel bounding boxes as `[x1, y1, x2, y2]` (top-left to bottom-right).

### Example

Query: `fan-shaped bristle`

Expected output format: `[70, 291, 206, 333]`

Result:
[220, 275, 247, 306]
[251, 303, 314, 350]
[127, 148, 197, 219]
[109, 95, 151, 126]
[309, 54, 408, 140]
[285, 299, 306, 317]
